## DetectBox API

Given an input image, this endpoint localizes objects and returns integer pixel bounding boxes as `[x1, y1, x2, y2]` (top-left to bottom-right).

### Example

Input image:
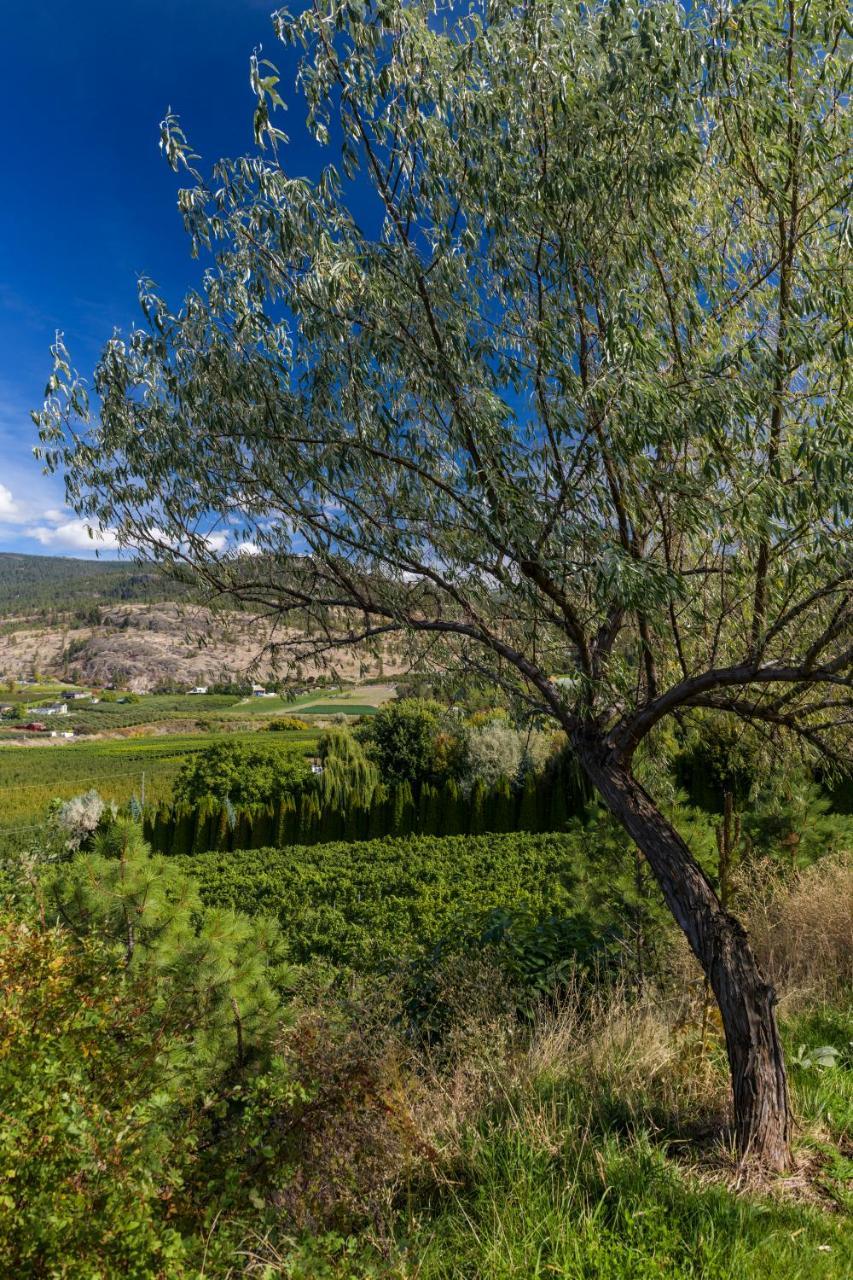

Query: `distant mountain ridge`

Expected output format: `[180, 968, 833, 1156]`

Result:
[0, 552, 185, 616]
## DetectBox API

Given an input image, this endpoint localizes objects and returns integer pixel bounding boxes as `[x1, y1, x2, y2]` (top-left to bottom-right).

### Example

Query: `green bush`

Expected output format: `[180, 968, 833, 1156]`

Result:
[268, 715, 311, 731]
[172, 739, 312, 809]
[0, 919, 194, 1277]
[0, 822, 308, 1276]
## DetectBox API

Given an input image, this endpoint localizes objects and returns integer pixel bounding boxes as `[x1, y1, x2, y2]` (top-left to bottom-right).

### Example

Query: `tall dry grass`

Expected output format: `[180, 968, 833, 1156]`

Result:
[738, 852, 853, 1008]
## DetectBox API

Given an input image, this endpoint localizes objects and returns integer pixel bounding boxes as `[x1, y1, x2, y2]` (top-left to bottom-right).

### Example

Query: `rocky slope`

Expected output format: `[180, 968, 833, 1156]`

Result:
[0, 602, 399, 692]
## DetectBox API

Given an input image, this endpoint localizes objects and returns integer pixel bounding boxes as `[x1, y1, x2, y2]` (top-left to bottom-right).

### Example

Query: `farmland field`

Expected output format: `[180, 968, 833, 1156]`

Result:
[224, 683, 395, 717]
[0, 682, 394, 738]
[0, 729, 319, 837]
[0, 682, 395, 839]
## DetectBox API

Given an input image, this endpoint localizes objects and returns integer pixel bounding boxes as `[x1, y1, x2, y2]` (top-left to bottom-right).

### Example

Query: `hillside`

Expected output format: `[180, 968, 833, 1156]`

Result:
[0, 552, 185, 614]
[0, 555, 402, 691]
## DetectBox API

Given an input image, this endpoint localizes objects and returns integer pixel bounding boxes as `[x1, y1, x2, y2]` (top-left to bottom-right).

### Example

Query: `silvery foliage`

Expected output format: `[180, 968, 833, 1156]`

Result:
[35, 0, 851, 766]
[460, 721, 526, 793]
[54, 789, 107, 853]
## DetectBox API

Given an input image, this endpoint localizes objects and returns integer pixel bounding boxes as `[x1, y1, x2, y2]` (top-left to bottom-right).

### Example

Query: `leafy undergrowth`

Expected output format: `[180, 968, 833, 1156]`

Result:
[2, 836, 850, 1277]
[784, 1003, 853, 1216]
[236, 984, 852, 1280]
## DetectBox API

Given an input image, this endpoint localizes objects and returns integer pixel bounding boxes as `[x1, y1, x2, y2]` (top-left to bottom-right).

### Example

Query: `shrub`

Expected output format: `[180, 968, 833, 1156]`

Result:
[267, 715, 311, 731]
[51, 787, 107, 852]
[458, 720, 525, 792]
[0, 919, 193, 1276]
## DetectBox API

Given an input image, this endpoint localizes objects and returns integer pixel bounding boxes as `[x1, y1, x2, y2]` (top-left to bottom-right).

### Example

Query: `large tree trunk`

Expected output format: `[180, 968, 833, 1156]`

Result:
[577, 743, 792, 1171]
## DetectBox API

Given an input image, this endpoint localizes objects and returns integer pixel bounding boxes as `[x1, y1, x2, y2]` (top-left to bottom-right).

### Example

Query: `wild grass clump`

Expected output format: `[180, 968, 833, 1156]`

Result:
[249, 922, 849, 1279]
[739, 853, 853, 1008]
[241, 957, 850, 1279]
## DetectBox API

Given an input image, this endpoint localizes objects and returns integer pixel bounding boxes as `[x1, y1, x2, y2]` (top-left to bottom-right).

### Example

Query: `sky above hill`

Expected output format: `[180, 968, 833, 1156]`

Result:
[0, 1, 326, 558]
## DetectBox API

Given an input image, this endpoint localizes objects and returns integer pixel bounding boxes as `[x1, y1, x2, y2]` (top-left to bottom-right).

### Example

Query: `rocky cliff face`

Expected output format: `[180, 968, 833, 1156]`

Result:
[0, 603, 400, 691]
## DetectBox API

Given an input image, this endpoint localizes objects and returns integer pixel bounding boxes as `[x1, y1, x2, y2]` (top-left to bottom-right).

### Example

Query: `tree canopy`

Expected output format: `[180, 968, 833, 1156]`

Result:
[172, 741, 309, 809]
[35, 0, 851, 1167]
[38, 0, 851, 773]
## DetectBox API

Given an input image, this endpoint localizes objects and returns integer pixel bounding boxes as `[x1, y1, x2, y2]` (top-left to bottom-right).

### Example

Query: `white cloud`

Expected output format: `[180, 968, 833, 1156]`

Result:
[26, 520, 120, 551]
[202, 531, 229, 554]
[0, 484, 20, 521]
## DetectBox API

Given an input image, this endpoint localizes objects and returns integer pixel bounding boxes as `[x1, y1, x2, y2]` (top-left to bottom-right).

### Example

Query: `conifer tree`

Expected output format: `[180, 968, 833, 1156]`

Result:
[468, 783, 486, 837]
[367, 784, 389, 840]
[43, 820, 287, 1073]
[390, 781, 415, 837]
[518, 776, 539, 835]
[441, 780, 464, 838]
[492, 778, 514, 834]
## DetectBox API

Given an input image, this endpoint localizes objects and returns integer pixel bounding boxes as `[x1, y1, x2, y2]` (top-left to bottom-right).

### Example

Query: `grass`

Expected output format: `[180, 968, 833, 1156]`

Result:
[243, 854, 853, 1278]
[238, 977, 853, 1279]
[397, 1123, 850, 1279]
[400, 995, 853, 1278]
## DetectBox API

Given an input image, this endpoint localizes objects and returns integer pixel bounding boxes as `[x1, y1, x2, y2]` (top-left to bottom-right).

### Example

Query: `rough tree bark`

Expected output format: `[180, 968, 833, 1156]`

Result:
[575, 735, 792, 1170]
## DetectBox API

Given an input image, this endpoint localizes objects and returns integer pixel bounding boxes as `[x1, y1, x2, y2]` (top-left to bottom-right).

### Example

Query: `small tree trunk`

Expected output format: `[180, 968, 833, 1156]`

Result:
[578, 746, 791, 1170]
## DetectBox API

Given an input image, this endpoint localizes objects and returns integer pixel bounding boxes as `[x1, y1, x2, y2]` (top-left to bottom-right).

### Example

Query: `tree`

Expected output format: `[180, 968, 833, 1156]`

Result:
[37, 0, 851, 1168]
[358, 698, 443, 786]
[44, 820, 285, 1071]
[172, 740, 309, 809]
[318, 724, 380, 805]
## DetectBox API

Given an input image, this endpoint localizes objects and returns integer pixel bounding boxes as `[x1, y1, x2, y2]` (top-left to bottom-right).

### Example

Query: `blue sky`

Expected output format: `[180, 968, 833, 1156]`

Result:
[0, 1, 319, 558]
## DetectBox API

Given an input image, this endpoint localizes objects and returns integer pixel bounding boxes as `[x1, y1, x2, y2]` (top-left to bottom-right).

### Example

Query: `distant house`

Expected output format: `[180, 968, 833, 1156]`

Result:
[41, 703, 68, 717]
[68, 691, 91, 701]
[189, 686, 209, 695]
[50, 730, 75, 739]
[252, 685, 275, 698]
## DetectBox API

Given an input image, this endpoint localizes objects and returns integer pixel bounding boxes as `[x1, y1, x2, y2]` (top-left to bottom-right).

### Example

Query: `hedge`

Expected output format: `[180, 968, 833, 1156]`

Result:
[143, 755, 589, 857]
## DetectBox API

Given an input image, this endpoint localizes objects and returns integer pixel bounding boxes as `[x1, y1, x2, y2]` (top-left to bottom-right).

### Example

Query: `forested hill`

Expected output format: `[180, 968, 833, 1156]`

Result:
[0, 552, 186, 616]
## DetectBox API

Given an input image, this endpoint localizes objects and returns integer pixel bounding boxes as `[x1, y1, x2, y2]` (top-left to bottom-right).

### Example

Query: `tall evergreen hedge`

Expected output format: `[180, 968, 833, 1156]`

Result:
[143, 754, 589, 857]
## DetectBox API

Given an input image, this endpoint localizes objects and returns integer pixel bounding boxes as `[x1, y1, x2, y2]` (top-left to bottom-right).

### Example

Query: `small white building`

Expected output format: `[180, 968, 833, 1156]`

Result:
[42, 703, 68, 717]
[189, 686, 209, 695]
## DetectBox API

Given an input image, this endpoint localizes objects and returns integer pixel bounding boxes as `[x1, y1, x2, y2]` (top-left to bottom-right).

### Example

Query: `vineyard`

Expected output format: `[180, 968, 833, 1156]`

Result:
[176, 831, 603, 971]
